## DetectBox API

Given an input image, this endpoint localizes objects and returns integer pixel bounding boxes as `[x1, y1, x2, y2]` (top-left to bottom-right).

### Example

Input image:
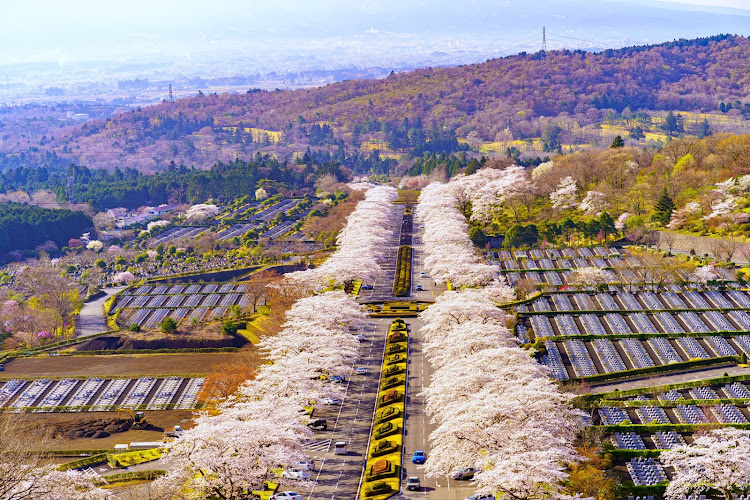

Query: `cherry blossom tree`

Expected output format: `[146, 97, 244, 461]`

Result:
[691, 264, 719, 285]
[469, 166, 530, 224]
[578, 190, 607, 216]
[661, 428, 750, 500]
[550, 176, 578, 210]
[163, 394, 312, 499]
[531, 160, 554, 180]
[185, 203, 220, 222]
[667, 201, 702, 230]
[86, 240, 103, 252]
[566, 267, 610, 288]
[415, 253, 584, 500]
[417, 180, 497, 287]
[112, 271, 135, 283]
[287, 186, 398, 289]
[615, 212, 630, 231]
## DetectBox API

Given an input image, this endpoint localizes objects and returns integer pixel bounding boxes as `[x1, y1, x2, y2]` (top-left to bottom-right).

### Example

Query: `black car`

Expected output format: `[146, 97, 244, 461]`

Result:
[307, 419, 327, 430]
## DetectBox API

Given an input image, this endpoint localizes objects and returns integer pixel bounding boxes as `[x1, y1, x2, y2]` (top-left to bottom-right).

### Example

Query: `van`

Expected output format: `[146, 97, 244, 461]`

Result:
[334, 441, 347, 455]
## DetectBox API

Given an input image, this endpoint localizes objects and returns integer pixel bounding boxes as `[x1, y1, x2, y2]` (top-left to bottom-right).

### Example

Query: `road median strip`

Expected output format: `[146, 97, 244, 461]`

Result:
[359, 318, 408, 499]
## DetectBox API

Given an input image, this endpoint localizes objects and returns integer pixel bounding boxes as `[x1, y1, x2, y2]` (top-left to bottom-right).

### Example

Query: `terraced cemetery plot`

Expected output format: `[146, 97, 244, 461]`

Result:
[0, 376, 204, 412]
[509, 247, 750, 382]
[113, 281, 249, 327]
[149, 226, 207, 245]
[489, 247, 736, 287]
[586, 376, 750, 488]
[217, 198, 298, 241]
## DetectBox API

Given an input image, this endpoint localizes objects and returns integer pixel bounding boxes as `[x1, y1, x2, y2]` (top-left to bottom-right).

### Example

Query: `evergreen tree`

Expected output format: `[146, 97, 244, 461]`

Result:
[662, 111, 684, 136]
[629, 126, 645, 140]
[697, 118, 711, 139]
[653, 188, 675, 226]
[610, 135, 625, 148]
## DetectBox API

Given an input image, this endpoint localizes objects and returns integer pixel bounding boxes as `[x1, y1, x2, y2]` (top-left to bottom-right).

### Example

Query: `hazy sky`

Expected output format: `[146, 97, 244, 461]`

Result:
[1, 0, 748, 66]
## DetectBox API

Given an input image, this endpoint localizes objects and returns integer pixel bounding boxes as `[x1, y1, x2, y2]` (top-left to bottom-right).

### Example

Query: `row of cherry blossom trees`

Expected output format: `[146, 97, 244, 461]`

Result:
[661, 427, 750, 500]
[417, 172, 506, 287]
[160, 290, 368, 498]
[288, 185, 399, 288]
[417, 169, 584, 498]
[419, 280, 584, 499]
[151, 185, 389, 498]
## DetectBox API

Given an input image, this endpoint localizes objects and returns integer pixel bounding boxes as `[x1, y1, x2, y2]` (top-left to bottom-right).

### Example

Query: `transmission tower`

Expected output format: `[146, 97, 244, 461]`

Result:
[66, 176, 74, 204]
[169, 84, 173, 102]
[542, 26, 547, 53]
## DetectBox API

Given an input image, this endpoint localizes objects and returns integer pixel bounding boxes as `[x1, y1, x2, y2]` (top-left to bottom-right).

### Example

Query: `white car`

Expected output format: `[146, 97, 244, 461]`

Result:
[356, 367, 368, 375]
[271, 492, 303, 500]
[320, 397, 342, 405]
[281, 468, 312, 480]
[297, 460, 315, 471]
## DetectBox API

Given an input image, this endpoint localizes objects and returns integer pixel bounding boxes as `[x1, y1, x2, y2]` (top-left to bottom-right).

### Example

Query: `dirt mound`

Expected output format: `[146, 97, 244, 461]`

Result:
[50, 418, 137, 440]
[76, 334, 247, 351]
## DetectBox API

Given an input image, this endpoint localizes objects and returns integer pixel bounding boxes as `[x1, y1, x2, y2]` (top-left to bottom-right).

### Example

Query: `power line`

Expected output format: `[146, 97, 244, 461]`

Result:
[546, 32, 620, 49]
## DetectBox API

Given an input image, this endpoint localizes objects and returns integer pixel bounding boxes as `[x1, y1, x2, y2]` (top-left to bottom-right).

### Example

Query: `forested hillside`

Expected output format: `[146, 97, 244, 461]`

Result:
[0, 203, 93, 254]
[1, 35, 749, 175]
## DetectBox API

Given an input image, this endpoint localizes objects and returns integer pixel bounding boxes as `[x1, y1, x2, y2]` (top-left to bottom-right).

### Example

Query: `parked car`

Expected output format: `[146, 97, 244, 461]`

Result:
[411, 450, 426, 464]
[361, 284, 373, 290]
[297, 460, 315, 471]
[356, 333, 366, 341]
[320, 397, 342, 405]
[271, 492, 303, 500]
[356, 367, 368, 375]
[416, 284, 423, 291]
[281, 468, 312, 480]
[406, 476, 421, 491]
[452, 467, 477, 480]
[307, 419, 327, 430]
[330, 375, 346, 383]
[465, 494, 495, 500]
[420, 271, 426, 277]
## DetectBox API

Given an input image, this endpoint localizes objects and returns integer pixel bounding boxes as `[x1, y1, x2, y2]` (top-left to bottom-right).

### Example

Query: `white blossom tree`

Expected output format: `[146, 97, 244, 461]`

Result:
[287, 186, 398, 289]
[550, 176, 578, 210]
[615, 212, 630, 231]
[566, 267, 610, 288]
[163, 394, 312, 499]
[661, 428, 750, 500]
[691, 264, 719, 285]
[578, 190, 608, 216]
[185, 204, 220, 222]
[410, 200, 584, 499]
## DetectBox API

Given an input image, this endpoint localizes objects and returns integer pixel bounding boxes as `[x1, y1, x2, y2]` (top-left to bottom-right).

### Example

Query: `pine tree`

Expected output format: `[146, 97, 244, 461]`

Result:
[610, 135, 625, 148]
[697, 118, 711, 139]
[653, 188, 675, 226]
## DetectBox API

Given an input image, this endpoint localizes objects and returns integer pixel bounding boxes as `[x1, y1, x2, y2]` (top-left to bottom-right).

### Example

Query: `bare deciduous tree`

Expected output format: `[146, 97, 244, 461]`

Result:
[659, 231, 678, 255]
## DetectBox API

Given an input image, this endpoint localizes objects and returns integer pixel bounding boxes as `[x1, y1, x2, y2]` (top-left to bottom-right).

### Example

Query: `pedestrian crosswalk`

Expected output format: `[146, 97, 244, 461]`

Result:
[302, 438, 332, 453]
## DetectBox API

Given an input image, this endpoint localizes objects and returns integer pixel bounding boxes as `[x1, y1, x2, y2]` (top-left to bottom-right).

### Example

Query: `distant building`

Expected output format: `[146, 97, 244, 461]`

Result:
[107, 204, 176, 228]
[66, 111, 89, 121]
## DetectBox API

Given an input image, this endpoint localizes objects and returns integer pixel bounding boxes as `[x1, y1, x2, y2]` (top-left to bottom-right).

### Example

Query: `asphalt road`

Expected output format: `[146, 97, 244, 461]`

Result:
[287, 318, 391, 500]
[76, 286, 125, 337]
[591, 364, 750, 393]
[393, 214, 475, 500]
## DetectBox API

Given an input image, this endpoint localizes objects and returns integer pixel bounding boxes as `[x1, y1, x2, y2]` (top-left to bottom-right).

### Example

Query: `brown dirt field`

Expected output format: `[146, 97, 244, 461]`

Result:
[2, 351, 258, 377]
[10, 410, 196, 452]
